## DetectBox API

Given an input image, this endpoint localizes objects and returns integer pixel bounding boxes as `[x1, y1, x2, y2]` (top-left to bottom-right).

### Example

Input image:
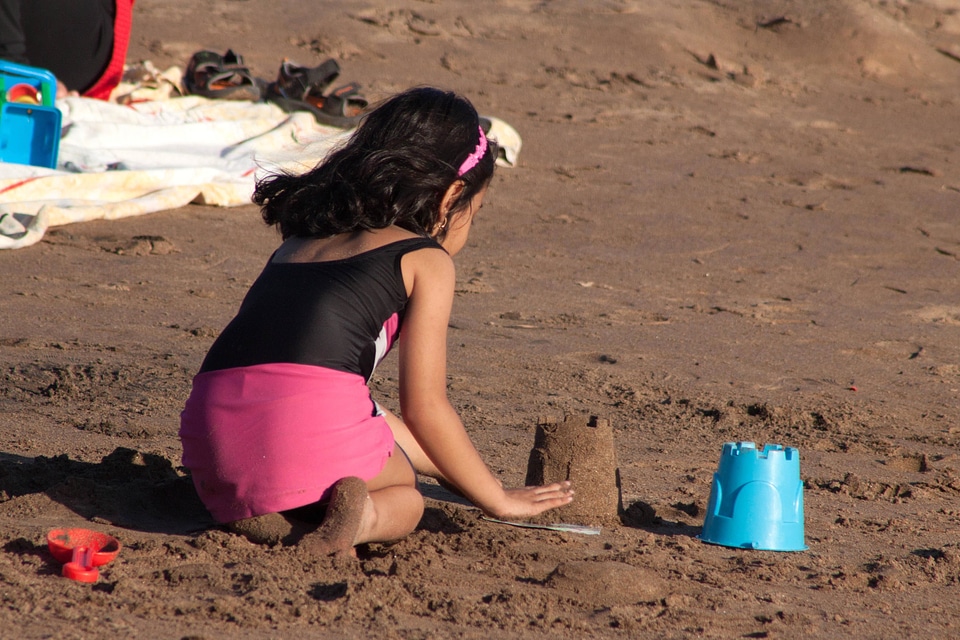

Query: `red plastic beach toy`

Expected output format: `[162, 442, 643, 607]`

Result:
[46, 528, 121, 583]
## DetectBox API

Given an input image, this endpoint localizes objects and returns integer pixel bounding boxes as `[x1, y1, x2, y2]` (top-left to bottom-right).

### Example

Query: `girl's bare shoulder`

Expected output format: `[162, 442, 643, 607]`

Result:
[400, 238, 455, 296]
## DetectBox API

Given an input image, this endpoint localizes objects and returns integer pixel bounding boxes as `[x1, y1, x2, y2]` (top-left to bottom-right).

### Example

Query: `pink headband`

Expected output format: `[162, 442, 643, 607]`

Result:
[457, 126, 488, 176]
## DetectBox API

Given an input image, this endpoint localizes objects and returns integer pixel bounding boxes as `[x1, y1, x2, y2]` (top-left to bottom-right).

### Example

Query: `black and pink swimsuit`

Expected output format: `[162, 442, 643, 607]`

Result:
[179, 236, 443, 523]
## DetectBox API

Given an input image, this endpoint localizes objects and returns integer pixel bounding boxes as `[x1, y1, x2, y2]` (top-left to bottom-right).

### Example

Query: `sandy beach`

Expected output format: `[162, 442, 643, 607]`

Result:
[2, 0, 960, 637]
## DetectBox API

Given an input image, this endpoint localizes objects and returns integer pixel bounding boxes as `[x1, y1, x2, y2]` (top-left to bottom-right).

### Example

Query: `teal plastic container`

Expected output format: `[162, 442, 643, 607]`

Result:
[0, 60, 61, 168]
[698, 441, 807, 551]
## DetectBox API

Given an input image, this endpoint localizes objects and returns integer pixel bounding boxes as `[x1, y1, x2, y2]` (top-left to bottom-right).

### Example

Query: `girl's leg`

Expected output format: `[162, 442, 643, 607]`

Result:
[299, 442, 423, 557]
[360, 441, 424, 544]
[381, 406, 482, 499]
[381, 406, 443, 478]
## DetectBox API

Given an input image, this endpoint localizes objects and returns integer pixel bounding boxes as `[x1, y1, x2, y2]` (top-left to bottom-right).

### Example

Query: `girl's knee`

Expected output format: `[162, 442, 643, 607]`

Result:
[402, 490, 425, 535]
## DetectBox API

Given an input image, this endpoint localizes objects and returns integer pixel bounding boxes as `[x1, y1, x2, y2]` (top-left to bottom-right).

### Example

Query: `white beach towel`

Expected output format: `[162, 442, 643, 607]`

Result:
[0, 95, 521, 250]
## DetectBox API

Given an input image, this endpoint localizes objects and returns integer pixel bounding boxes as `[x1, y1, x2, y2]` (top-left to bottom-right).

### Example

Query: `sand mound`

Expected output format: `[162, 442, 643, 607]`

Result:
[546, 560, 667, 606]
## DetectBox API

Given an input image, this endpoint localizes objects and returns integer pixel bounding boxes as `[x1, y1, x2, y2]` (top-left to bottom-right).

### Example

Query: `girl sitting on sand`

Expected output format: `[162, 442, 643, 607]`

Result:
[179, 87, 574, 555]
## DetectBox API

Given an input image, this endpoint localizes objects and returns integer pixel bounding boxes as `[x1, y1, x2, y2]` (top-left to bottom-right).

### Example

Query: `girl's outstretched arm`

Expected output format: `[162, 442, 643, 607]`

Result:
[398, 247, 573, 519]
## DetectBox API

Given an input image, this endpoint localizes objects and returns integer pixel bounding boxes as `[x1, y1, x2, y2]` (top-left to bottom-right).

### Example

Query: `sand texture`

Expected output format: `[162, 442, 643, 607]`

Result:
[2, 0, 960, 638]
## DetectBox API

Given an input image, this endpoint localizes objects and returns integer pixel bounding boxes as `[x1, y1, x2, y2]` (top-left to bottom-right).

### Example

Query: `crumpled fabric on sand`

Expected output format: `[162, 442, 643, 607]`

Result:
[0, 95, 521, 250]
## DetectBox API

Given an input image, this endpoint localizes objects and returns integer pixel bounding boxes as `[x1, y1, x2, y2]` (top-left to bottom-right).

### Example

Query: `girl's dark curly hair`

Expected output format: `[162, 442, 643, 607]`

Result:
[254, 87, 496, 239]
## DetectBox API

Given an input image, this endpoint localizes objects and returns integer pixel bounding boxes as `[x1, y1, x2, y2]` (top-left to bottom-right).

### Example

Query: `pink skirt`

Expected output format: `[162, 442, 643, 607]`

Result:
[179, 362, 395, 523]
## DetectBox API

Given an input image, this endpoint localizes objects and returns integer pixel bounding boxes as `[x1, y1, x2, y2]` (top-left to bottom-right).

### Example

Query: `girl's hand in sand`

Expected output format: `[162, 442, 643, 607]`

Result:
[486, 481, 574, 520]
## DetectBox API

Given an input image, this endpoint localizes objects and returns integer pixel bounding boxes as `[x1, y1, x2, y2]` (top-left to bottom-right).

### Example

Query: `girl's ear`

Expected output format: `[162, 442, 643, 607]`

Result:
[439, 180, 465, 218]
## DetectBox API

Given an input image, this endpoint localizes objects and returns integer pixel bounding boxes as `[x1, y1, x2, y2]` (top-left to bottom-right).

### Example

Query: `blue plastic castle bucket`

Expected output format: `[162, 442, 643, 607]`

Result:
[698, 441, 807, 551]
[0, 60, 61, 169]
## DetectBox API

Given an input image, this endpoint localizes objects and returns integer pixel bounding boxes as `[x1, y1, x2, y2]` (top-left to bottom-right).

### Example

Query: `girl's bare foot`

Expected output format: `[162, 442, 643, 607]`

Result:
[298, 477, 371, 558]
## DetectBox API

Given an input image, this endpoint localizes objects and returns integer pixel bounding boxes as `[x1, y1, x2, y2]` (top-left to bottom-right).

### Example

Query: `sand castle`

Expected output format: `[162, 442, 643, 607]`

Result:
[525, 414, 623, 526]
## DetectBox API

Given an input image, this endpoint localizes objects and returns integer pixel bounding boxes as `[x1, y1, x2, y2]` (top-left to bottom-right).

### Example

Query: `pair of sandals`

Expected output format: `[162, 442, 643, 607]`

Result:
[184, 50, 368, 128]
